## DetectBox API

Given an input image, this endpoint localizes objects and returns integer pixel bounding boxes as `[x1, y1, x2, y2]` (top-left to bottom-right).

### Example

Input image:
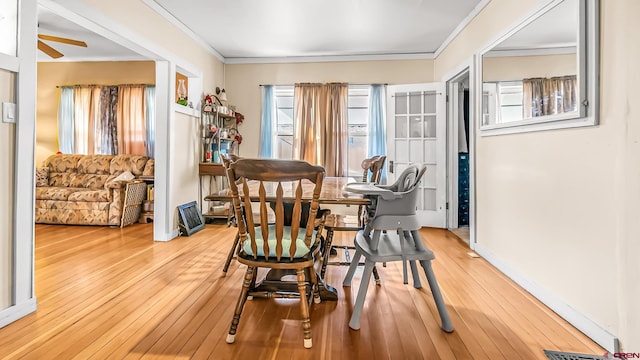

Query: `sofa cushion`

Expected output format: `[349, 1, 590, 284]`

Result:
[110, 155, 148, 176]
[46, 154, 83, 173]
[77, 155, 113, 175]
[36, 199, 110, 210]
[35, 187, 82, 201]
[69, 173, 111, 189]
[68, 189, 111, 202]
[35, 167, 49, 187]
[49, 172, 73, 187]
[35, 207, 110, 225]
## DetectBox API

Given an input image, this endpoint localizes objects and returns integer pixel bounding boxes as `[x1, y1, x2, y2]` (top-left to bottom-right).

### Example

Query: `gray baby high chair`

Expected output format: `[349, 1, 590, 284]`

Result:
[342, 164, 454, 332]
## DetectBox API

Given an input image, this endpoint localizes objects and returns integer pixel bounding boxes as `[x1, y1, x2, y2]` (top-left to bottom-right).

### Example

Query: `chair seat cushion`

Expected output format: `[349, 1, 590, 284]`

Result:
[242, 225, 316, 258]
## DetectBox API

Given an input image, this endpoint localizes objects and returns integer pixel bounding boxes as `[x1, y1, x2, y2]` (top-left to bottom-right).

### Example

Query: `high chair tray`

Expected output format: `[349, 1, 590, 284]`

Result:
[343, 183, 398, 200]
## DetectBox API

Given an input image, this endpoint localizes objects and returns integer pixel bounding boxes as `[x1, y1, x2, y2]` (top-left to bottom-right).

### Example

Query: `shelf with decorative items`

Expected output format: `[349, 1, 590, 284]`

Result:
[201, 89, 243, 163]
[199, 88, 244, 221]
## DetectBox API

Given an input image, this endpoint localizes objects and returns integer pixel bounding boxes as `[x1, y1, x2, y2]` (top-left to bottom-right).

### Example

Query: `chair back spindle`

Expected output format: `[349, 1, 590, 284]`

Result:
[226, 159, 325, 261]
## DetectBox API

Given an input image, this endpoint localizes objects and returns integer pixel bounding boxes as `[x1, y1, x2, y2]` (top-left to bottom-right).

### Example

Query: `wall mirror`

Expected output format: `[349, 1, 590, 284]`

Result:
[478, 0, 599, 135]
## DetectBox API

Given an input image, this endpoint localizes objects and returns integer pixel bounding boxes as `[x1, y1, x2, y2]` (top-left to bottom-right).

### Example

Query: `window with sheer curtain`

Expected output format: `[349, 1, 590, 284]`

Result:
[57, 84, 155, 157]
[264, 84, 384, 177]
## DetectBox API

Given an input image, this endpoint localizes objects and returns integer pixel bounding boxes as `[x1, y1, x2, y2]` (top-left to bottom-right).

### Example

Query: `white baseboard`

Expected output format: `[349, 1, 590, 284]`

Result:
[154, 228, 180, 242]
[0, 297, 37, 328]
[474, 243, 619, 353]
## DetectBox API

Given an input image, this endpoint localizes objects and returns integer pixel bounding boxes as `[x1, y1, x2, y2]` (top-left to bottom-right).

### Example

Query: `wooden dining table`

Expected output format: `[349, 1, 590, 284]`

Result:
[204, 176, 367, 301]
[204, 176, 368, 205]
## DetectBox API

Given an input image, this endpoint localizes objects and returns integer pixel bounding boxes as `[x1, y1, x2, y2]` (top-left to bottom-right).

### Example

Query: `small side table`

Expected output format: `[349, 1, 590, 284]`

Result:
[138, 175, 154, 223]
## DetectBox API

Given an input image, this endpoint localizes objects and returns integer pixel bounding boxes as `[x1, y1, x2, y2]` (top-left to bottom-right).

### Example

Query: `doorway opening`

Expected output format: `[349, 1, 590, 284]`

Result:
[446, 67, 472, 245]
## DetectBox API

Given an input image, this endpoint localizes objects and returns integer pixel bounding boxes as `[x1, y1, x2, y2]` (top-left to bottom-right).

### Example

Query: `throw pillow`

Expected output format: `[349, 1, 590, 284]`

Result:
[110, 171, 135, 182]
[35, 167, 49, 187]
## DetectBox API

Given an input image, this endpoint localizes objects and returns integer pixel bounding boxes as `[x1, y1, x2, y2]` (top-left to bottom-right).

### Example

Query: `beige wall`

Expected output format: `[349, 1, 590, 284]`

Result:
[80, 0, 224, 91]
[36, 61, 156, 165]
[482, 53, 576, 82]
[225, 60, 434, 158]
[0, 69, 16, 310]
[171, 111, 200, 229]
[436, 0, 639, 350]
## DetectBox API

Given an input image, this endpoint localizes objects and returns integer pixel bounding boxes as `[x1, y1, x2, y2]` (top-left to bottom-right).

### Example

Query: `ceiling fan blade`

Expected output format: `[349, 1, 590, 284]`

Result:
[38, 40, 64, 59]
[38, 34, 87, 47]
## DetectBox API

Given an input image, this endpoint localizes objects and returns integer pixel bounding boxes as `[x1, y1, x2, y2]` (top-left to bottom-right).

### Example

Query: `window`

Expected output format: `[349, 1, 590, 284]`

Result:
[57, 85, 155, 156]
[482, 81, 523, 125]
[497, 81, 523, 124]
[273, 85, 371, 177]
[274, 86, 294, 160]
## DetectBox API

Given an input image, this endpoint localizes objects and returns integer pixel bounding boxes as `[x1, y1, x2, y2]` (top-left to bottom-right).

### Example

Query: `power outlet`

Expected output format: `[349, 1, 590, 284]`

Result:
[2, 102, 16, 123]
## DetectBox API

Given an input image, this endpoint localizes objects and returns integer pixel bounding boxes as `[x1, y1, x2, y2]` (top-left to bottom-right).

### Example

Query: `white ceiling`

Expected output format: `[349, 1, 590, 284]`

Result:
[152, 0, 483, 59]
[37, 0, 486, 62]
[493, 0, 577, 52]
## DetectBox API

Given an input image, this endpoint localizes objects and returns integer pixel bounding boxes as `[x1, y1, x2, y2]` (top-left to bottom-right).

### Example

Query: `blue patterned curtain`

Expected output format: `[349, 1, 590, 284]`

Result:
[57, 87, 75, 154]
[259, 85, 275, 158]
[98, 86, 118, 155]
[145, 86, 156, 158]
[367, 84, 387, 183]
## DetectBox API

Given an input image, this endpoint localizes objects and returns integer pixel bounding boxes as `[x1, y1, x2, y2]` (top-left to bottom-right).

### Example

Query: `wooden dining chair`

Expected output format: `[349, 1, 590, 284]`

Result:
[224, 158, 325, 349]
[220, 153, 241, 274]
[320, 155, 386, 280]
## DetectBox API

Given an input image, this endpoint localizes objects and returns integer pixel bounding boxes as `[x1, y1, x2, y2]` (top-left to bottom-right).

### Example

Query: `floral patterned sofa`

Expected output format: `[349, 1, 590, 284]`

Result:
[35, 154, 154, 226]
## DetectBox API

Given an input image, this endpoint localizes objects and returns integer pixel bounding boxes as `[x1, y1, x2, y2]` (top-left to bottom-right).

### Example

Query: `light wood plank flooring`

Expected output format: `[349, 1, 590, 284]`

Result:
[0, 223, 603, 359]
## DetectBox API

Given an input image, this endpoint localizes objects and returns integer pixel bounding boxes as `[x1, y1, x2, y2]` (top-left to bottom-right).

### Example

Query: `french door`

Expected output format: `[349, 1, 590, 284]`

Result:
[386, 83, 447, 228]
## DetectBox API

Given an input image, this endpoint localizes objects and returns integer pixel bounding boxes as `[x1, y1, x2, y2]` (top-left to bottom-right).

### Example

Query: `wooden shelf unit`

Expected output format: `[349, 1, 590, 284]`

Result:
[198, 162, 232, 221]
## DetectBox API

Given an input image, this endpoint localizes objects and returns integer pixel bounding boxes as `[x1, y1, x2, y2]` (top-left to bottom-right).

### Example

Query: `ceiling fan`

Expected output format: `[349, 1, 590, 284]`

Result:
[37, 34, 87, 59]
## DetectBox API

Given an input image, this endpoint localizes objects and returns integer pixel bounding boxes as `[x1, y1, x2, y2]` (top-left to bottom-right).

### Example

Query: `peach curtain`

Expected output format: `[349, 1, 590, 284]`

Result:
[293, 83, 348, 176]
[73, 85, 101, 154]
[116, 85, 147, 155]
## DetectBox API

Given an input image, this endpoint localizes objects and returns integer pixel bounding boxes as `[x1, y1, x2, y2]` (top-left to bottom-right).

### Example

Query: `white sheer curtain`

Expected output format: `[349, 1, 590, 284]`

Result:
[367, 84, 387, 183]
[145, 86, 155, 158]
[57, 87, 75, 154]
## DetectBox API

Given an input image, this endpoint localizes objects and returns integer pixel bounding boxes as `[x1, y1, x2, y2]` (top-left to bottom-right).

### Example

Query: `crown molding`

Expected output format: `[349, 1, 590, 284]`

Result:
[141, 0, 225, 62]
[225, 52, 435, 65]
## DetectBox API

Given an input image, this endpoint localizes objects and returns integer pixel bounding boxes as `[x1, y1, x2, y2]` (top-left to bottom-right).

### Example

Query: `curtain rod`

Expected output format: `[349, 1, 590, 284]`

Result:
[56, 84, 154, 88]
[259, 83, 388, 87]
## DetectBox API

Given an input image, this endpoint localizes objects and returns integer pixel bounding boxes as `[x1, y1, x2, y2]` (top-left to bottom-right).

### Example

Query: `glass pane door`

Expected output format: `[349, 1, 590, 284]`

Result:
[387, 83, 446, 227]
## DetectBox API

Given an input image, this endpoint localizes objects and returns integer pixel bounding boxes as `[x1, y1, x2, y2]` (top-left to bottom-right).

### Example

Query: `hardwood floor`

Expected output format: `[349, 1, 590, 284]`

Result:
[0, 223, 603, 359]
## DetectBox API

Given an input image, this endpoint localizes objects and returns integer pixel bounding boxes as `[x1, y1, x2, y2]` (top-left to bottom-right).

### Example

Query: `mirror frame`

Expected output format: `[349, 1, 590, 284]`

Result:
[477, 0, 599, 136]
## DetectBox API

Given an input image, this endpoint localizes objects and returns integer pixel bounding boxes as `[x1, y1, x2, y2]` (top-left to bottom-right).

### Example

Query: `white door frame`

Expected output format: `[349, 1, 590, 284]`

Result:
[442, 57, 477, 248]
[0, 0, 38, 328]
[5, 0, 204, 327]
